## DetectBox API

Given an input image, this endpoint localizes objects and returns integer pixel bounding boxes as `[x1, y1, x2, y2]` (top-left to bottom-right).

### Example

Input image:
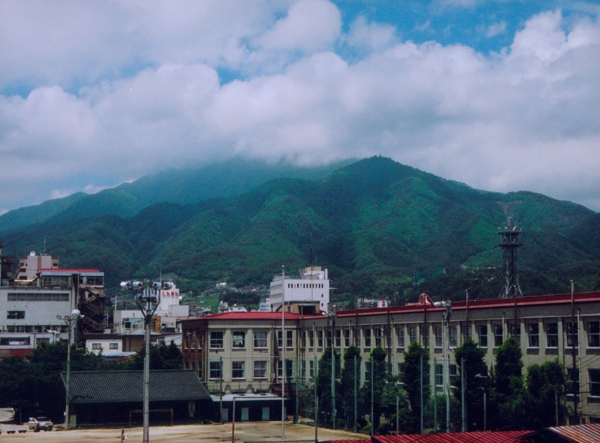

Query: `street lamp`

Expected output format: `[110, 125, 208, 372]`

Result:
[57, 309, 81, 430]
[121, 280, 171, 443]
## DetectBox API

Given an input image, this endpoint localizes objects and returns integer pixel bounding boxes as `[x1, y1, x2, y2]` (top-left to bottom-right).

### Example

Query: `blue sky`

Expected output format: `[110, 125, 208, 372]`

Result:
[0, 0, 599, 215]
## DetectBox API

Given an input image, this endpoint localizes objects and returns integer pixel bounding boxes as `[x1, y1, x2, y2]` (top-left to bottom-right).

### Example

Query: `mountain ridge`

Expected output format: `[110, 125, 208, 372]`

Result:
[1, 156, 598, 302]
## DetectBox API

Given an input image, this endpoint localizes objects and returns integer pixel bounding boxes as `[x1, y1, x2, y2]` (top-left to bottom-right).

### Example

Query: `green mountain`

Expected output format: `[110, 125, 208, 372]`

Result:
[0, 158, 353, 235]
[1, 157, 598, 302]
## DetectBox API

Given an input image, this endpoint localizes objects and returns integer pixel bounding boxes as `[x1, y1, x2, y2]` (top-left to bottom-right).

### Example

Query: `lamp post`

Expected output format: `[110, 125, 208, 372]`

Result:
[121, 280, 170, 443]
[57, 309, 81, 430]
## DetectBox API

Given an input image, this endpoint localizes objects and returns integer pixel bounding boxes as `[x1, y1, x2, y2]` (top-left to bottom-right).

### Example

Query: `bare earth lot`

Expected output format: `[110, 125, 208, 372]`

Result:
[0, 421, 365, 443]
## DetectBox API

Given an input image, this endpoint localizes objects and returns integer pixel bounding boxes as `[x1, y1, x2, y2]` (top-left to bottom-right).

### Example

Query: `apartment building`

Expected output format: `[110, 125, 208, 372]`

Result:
[181, 289, 600, 423]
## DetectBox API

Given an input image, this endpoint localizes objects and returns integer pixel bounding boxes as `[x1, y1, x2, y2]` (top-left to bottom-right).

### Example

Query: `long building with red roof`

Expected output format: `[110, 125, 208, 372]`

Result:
[182, 290, 600, 426]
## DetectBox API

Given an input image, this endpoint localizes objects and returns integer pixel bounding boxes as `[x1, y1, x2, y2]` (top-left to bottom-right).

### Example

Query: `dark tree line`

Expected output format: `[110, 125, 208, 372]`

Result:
[0, 340, 182, 423]
[307, 337, 567, 435]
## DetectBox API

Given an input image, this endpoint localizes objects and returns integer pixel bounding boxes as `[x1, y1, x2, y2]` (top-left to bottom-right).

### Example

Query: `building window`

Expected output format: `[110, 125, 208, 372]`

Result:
[528, 323, 539, 348]
[375, 328, 382, 347]
[588, 321, 600, 347]
[232, 331, 246, 348]
[567, 368, 580, 398]
[254, 361, 267, 379]
[546, 322, 558, 348]
[308, 330, 314, 348]
[589, 369, 600, 396]
[318, 330, 324, 348]
[209, 360, 222, 379]
[7, 311, 25, 320]
[210, 331, 224, 349]
[109, 343, 118, 350]
[408, 326, 417, 345]
[232, 361, 245, 379]
[479, 324, 488, 347]
[566, 322, 578, 348]
[363, 328, 371, 348]
[309, 359, 315, 379]
[335, 329, 341, 348]
[494, 324, 503, 347]
[449, 326, 457, 348]
[254, 331, 268, 348]
[277, 360, 293, 378]
[396, 326, 405, 349]
[344, 329, 351, 347]
[434, 325, 443, 348]
[435, 363, 443, 394]
[92, 343, 102, 350]
[287, 330, 294, 348]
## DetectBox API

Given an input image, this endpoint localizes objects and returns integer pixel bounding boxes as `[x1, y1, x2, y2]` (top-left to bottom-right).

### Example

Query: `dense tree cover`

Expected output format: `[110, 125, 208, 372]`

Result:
[454, 339, 488, 431]
[340, 346, 361, 430]
[401, 342, 431, 433]
[316, 347, 341, 428]
[359, 347, 388, 433]
[0, 341, 182, 423]
[2, 157, 598, 296]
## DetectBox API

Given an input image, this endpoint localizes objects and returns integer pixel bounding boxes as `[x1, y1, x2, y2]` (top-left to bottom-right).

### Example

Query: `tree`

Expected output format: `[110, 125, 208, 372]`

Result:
[340, 346, 361, 430]
[454, 339, 488, 431]
[526, 359, 566, 429]
[358, 347, 387, 433]
[401, 342, 430, 433]
[491, 336, 527, 430]
[125, 341, 183, 370]
[316, 347, 341, 428]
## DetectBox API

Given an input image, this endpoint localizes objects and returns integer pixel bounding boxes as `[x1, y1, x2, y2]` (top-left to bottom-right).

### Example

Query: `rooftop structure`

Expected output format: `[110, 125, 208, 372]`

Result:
[269, 266, 330, 314]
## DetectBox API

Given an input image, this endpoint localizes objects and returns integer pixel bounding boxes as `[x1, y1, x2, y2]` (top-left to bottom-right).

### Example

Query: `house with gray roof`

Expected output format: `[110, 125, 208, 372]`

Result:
[59, 369, 212, 427]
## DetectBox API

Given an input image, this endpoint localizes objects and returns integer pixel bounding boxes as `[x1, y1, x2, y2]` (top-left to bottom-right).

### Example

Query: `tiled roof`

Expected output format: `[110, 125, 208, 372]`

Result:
[60, 370, 211, 404]
[373, 431, 532, 443]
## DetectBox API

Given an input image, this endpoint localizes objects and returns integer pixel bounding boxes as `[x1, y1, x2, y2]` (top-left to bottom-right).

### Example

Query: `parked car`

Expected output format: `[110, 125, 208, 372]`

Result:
[27, 417, 53, 431]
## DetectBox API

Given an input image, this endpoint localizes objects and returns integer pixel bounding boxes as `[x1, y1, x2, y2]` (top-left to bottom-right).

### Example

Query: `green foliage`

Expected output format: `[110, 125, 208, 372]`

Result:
[490, 337, 528, 430]
[123, 341, 183, 370]
[454, 339, 488, 431]
[316, 347, 342, 427]
[359, 347, 388, 431]
[340, 346, 361, 430]
[526, 359, 566, 429]
[401, 342, 431, 433]
[2, 156, 599, 296]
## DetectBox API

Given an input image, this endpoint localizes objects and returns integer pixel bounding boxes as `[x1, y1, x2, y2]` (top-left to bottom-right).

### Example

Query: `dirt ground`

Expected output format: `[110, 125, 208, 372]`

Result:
[0, 420, 366, 443]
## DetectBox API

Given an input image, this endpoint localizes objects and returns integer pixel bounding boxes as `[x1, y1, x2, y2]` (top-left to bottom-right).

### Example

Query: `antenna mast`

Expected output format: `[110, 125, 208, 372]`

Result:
[498, 217, 523, 298]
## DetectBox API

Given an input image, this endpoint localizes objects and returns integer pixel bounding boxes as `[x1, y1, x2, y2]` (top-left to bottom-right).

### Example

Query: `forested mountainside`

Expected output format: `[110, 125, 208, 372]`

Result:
[1, 156, 598, 304]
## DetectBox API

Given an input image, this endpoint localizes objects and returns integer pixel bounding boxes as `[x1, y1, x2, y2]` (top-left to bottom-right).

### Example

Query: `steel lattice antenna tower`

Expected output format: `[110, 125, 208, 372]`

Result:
[498, 217, 523, 298]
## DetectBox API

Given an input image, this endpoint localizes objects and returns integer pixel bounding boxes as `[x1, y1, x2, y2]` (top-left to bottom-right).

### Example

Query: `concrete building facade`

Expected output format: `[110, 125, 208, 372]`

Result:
[181, 290, 600, 424]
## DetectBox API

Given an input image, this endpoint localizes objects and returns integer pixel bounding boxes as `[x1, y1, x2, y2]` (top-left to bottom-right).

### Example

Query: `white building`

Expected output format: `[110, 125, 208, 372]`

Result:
[269, 266, 330, 314]
[113, 281, 189, 336]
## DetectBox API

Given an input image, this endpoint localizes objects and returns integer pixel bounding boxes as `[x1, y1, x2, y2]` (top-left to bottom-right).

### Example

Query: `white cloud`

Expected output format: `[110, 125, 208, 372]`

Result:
[486, 21, 507, 38]
[0, 2, 599, 213]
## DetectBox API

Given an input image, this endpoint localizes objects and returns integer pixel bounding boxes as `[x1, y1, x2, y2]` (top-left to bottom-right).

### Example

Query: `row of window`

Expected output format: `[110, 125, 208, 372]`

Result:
[200, 330, 294, 349]
[90, 342, 119, 350]
[190, 320, 600, 352]
[206, 359, 301, 380]
[7, 292, 69, 302]
[286, 283, 325, 289]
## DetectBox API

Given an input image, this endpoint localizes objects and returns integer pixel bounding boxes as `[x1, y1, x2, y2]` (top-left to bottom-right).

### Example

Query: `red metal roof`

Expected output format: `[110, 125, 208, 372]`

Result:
[336, 291, 600, 318]
[373, 430, 532, 443]
[182, 311, 323, 322]
[540, 423, 600, 443]
[39, 268, 102, 273]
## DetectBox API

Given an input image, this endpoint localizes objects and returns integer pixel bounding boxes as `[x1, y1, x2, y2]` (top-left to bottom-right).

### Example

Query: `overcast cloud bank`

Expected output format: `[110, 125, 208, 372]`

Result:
[0, 1, 599, 214]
